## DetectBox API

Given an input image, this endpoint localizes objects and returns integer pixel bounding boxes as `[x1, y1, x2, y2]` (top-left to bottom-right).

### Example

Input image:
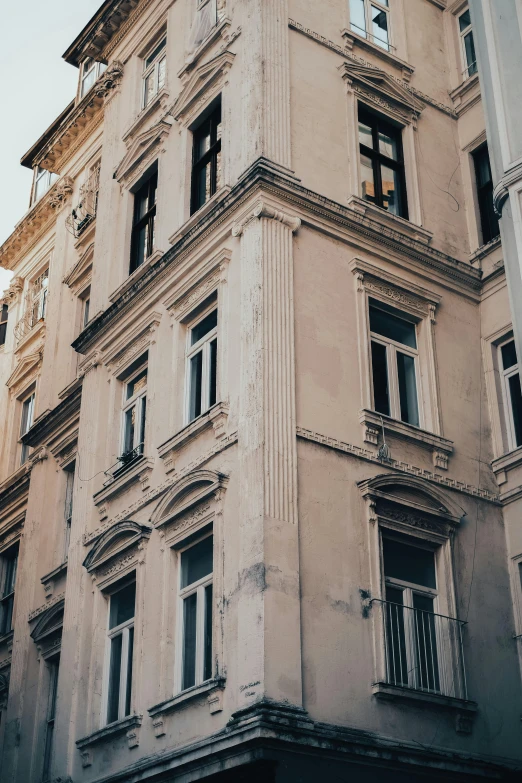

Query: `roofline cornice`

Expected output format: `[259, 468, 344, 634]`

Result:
[62, 0, 140, 67]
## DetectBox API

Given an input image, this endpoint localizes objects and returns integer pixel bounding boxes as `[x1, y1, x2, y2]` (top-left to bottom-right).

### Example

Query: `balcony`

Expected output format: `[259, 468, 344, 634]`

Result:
[65, 165, 100, 239]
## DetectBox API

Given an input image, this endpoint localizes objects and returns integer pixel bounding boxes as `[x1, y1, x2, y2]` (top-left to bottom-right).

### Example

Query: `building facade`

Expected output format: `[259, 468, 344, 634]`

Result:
[0, 1, 521, 781]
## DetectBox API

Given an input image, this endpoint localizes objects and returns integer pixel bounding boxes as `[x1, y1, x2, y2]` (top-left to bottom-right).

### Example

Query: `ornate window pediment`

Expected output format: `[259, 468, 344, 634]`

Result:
[30, 599, 64, 643]
[152, 469, 228, 530]
[171, 50, 235, 126]
[7, 351, 42, 394]
[83, 520, 151, 574]
[339, 60, 424, 123]
[114, 118, 173, 186]
[63, 243, 94, 294]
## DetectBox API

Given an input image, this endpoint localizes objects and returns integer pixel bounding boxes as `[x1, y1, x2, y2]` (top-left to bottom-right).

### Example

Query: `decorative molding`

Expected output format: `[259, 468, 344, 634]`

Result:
[169, 50, 235, 126]
[48, 177, 74, 209]
[148, 678, 226, 719]
[351, 258, 440, 317]
[151, 469, 228, 529]
[28, 592, 65, 622]
[77, 350, 102, 378]
[449, 73, 481, 118]
[297, 426, 499, 502]
[6, 350, 42, 394]
[0, 277, 24, 308]
[114, 118, 173, 186]
[102, 313, 161, 371]
[493, 161, 522, 217]
[93, 459, 155, 508]
[76, 714, 143, 754]
[339, 61, 424, 123]
[94, 60, 124, 99]
[158, 403, 230, 473]
[340, 28, 415, 83]
[63, 243, 94, 292]
[232, 201, 301, 237]
[165, 248, 230, 321]
[359, 410, 453, 470]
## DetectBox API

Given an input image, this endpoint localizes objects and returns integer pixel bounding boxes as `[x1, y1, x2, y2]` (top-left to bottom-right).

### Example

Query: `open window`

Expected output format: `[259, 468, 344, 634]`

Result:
[358, 106, 407, 218]
[186, 304, 218, 423]
[190, 100, 222, 215]
[178, 534, 213, 691]
[120, 359, 147, 466]
[130, 168, 157, 274]
[498, 337, 522, 452]
[458, 9, 477, 81]
[472, 144, 499, 245]
[104, 577, 135, 725]
[32, 167, 57, 205]
[349, 0, 390, 51]
[19, 388, 35, 465]
[143, 38, 166, 107]
[80, 57, 107, 98]
[42, 656, 59, 782]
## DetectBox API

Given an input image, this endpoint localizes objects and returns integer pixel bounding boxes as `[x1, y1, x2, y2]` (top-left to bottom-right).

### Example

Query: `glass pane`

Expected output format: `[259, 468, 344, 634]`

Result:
[360, 153, 376, 204]
[125, 626, 134, 716]
[83, 297, 90, 327]
[109, 581, 136, 629]
[189, 351, 203, 421]
[123, 406, 136, 453]
[397, 352, 420, 426]
[371, 5, 389, 49]
[385, 586, 408, 686]
[412, 593, 440, 692]
[204, 583, 213, 681]
[139, 397, 146, 451]
[191, 310, 217, 344]
[4, 553, 17, 596]
[474, 147, 492, 188]
[502, 340, 518, 370]
[381, 164, 401, 215]
[464, 31, 477, 74]
[350, 0, 367, 37]
[127, 369, 147, 399]
[459, 9, 471, 32]
[358, 120, 373, 150]
[369, 305, 417, 348]
[145, 39, 166, 68]
[371, 341, 390, 416]
[143, 72, 155, 106]
[133, 224, 148, 270]
[196, 123, 212, 161]
[209, 338, 217, 407]
[158, 56, 166, 90]
[508, 372, 522, 447]
[182, 593, 197, 690]
[81, 69, 96, 96]
[383, 537, 436, 589]
[181, 536, 213, 588]
[107, 634, 122, 723]
[378, 129, 398, 160]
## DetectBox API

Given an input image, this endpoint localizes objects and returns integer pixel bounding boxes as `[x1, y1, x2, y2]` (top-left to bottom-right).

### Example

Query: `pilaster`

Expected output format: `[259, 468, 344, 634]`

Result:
[233, 200, 302, 709]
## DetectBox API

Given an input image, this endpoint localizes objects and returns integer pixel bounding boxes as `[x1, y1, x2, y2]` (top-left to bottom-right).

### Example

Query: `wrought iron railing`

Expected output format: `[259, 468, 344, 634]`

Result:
[65, 165, 100, 238]
[373, 598, 468, 700]
[103, 443, 144, 484]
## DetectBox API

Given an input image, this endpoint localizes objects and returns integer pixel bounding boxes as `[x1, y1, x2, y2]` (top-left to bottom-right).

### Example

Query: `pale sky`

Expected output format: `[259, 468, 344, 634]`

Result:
[0, 0, 104, 296]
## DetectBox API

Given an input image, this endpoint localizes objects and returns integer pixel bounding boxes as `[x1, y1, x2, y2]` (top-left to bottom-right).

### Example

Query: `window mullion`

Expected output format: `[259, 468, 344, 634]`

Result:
[196, 584, 205, 684]
[202, 341, 210, 412]
[118, 627, 129, 720]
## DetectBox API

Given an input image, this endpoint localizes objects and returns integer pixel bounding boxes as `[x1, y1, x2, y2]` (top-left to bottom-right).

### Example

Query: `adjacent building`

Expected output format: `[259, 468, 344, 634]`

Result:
[0, 1, 521, 781]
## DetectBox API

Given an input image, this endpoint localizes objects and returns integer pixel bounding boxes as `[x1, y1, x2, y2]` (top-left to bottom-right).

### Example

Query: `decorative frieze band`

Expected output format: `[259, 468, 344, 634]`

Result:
[232, 201, 301, 237]
[28, 592, 65, 622]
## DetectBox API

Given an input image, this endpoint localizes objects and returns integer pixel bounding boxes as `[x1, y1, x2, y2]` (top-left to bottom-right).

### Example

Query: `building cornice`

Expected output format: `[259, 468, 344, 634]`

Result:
[72, 159, 482, 356]
[21, 385, 82, 449]
[62, 0, 140, 67]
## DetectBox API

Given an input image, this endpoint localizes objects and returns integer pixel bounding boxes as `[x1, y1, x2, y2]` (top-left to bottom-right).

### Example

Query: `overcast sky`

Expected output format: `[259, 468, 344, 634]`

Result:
[0, 1, 103, 296]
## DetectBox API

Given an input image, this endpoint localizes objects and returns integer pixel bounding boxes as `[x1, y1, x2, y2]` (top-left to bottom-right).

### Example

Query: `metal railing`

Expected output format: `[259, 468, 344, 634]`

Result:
[103, 443, 144, 485]
[65, 165, 100, 238]
[373, 598, 468, 700]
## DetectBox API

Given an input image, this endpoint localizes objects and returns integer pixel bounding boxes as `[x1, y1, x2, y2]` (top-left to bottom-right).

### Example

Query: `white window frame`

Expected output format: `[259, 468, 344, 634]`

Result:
[19, 390, 35, 465]
[349, 0, 391, 51]
[102, 581, 135, 726]
[80, 287, 91, 330]
[121, 364, 148, 459]
[142, 38, 167, 108]
[80, 58, 106, 98]
[498, 337, 522, 453]
[369, 304, 423, 428]
[176, 534, 213, 693]
[28, 268, 49, 328]
[63, 464, 75, 560]
[42, 656, 59, 782]
[0, 546, 18, 636]
[33, 167, 57, 205]
[185, 304, 218, 424]
[458, 8, 477, 80]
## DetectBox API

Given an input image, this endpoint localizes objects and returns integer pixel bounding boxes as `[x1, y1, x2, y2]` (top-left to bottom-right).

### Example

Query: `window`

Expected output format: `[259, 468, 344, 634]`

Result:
[499, 338, 522, 451]
[472, 145, 499, 245]
[369, 300, 420, 427]
[0, 305, 8, 347]
[105, 579, 135, 724]
[121, 364, 147, 463]
[358, 107, 407, 218]
[0, 547, 18, 636]
[29, 268, 49, 328]
[20, 391, 35, 465]
[42, 657, 59, 782]
[350, 0, 390, 51]
[63, 464, 75, 560]
[80, 57, 106, 98]
[458, 9, 477, 79]
[143, 38, 166, 107]
[33, 167, 57, 204]
[191, 102, 222, 214]
[80, 288, 91, 330]
[186, 307, 217, 422]
[130, 170, 157, 274]
[178, 535, 213, 690]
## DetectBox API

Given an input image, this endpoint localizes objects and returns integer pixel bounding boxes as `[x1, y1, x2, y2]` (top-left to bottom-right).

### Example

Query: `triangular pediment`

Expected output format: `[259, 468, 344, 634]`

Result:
[7, 351, 42, 391]
[114, 118, 174, 184]
[339, 60, 424, 119]
[63, 243, 94, 292]
[171, 50, 235, 123]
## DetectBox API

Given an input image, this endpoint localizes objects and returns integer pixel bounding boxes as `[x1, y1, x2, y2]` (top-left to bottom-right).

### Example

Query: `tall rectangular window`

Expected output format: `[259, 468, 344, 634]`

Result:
[106, 579, 135, 724]
[472, 145, 499, 245]
[369, 301, 420, 427]
[143, 38, 166, 107]
[80, 57, 106, 97]
[120, 364, 147, 465]
[42, 657, 59, 782]
[358, 106, 407, 218]
[500, 338, 522, 452]
[186, 307, 217, 422]
[29, 268, 49, 328]
[130, 170, 157, 274]
[33, 167, 57, 205]
[20, 390, 35, 465]
[0, 547, 18, 636]
[350, 0, 390, 51]
[0, 304, 8, 347]
[179, 535, 213, 691]
[191, 102, 222, 214]
[63, 464, 75, 560]
[458, 9, 477, 80]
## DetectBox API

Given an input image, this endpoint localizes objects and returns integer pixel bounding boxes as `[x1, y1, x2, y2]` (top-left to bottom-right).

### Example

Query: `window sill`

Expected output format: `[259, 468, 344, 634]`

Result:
[158, 402, 229, 474]
[346, 196, 433, 246]
[360, 409, 454, 470]
[40, 561, 68, 593]
[373, 683, 477, 732]
[179, 16, 234, 78]
[109, 249, 165, 304]
[168, 186, 231, 246]
[491, 446, 522, 488]
[340, 29, 414, 82]
[14, 319, 46, 355]
[93, 456, 154, 508]
[76, 714, 142, 753]
[469, 235, 501, 265]
[148, 677, 225, 721]
[449, 72, 480, 116]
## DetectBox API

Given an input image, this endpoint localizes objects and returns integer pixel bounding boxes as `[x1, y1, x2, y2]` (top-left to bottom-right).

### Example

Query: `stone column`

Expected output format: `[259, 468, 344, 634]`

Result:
[233, 201, 302, 710]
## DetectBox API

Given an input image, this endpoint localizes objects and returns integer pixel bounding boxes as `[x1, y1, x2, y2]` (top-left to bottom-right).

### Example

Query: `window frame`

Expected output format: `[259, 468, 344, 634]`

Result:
[42, 655, 59, 782]
[63, 463, 75, 561]
[176, 533, 214, 693]
[80, 57, 106, 98]
[358, 106, 408, 219]
[103, 578, 136, 726]
[369, 301, 422, 428]
[142, 37, 167, 108]
[190, 101, 222, 215]
[121, 363, 148, 462]
[0, 546, 18, 637]
[458, 8, 477, 81]
[185, 303, 218, 424]
[19, 389, 36, 465]
[0, 304, 8, 347]
[33, 167, 57, 205]
[129, 169, 158, 274]
[349, 0, 391, 52]
[498, 337, 522, 453]
[472, 144, 499, 246]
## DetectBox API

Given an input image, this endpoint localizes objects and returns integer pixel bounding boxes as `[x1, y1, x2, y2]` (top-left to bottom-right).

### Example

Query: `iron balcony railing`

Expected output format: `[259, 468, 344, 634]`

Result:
[373, 598, 468, 701]
[103, 443, 144, 485]
[65, 165, 100, 238]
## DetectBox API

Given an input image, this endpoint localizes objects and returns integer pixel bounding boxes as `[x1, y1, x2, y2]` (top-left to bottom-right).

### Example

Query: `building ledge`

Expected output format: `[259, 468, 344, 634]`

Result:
[492, 446, 522, 481]
[373, 683, 477, 732]
[41, 561, 67, 586]
[93, 456, 154, 507]
[76, 714, 142, 761]
[122, 89, 170, 144]
[469, 235, 501, 265]
[158, 402, 229, 474]
[0, 630, 14, 649]
[359, 409, 454, 470]
[449, 73, 480, 116]
[109, 249, 165, 304]
[179, 17, 235, 78]
[340, 29, 414, 82]
[346, 196, 433, 246]
[148, 678, 225, 721]
[168, 186, 231, 246]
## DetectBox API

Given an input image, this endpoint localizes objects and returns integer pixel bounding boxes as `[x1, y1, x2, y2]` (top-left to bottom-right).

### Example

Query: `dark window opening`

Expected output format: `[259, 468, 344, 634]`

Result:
[191, 102, 222, 215]
[358, 106, 408, 219]
[472, 145, 499, 245]
[130, 170, 157, 274]
[0, 305, 8, 347]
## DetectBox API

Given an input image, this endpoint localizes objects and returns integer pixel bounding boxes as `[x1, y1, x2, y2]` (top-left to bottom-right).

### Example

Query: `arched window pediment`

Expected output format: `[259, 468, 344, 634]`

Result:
[83, 520, 151, 573]
[152, 469, 228, 529]
[30, 599, 65, 643]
